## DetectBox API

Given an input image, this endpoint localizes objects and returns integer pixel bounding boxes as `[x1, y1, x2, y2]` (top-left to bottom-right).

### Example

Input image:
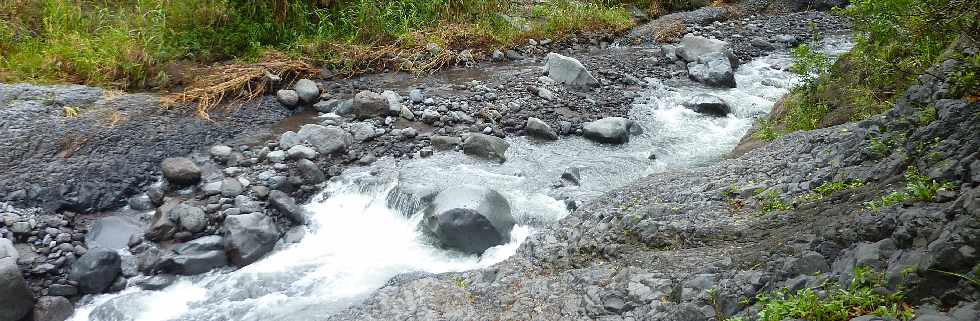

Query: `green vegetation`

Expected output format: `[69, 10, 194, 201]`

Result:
[864, 166, 955, 212]
[0, 0, 669, 91]
[799, 180, 865, 202]
[756, 190, 791, 213]
[865, 131, 906, 159]
[757, 0, 979, 140]
[755, 267, 915, 321]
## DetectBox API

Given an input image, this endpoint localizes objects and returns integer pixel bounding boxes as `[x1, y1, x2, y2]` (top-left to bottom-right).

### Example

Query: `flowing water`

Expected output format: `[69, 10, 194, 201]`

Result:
[70, 36, 852, 321]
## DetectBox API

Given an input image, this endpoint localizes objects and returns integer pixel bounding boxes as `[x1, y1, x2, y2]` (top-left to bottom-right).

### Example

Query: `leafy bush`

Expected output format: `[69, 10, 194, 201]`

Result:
[755, 267, 915, 321]
[756, 190, 791, 213]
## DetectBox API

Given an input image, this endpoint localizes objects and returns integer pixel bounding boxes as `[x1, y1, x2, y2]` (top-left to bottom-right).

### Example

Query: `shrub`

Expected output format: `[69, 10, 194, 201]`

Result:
[864, 166, 954, 212]
[799, 180, 865, 202]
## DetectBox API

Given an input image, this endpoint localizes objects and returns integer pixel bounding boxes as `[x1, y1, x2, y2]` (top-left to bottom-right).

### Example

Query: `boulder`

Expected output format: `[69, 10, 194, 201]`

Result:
[682, 94, 732, 116]
[296, 159, 325, 185]
[276, 90, 299, 107]
[32, 296, 73, 321]
[421, 185, 516, 254]
[313, 99, 338, 113]
[293, 79, 319, 104]
[146, 199, 179, 241]
[582, 117, 641, 144]
[381, 90, 402, 115]
[171, 204, 207, 233]
[70, 248, 122, 294]
[161, 157, 201, 186]
[409, 89, 424, 103]
[0, 237, 17, 260]
[268, 190, 307, 225]
[462, 133, 510, 163]
[526, 117, 558, 141]
[287, 145, 316, 160]
[0, 257, 32, 321]
[352, 90, 389, 119]
[220, 177, 244, 197]
[86, 216, 142, 250]
[158, 236, 227, 275]
[675, 34, 737, 66]
[562, 167, 582, 186]
[687, 52, 737, 88]
[296, 124, 352, 155]
[334, 99, 354, 116]
[431, 135, 462, 151]
[223, 213, 280, 266]
[127, 194, 154, 211]
[209, 145, 233, 163]
[544, 53, 598, 86]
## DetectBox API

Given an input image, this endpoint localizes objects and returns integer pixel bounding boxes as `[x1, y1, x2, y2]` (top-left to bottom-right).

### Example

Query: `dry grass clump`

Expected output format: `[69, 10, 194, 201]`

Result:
[163, 55, 317, 119]
[654, 18, 686, 42]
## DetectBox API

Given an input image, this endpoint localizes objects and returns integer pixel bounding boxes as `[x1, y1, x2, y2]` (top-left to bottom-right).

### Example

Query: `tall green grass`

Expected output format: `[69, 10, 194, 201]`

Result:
[0, 0, 646, 90]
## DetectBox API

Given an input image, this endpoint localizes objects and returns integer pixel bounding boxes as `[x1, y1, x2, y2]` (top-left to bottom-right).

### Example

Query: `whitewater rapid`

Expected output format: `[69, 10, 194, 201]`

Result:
[70, 36, 852, 321]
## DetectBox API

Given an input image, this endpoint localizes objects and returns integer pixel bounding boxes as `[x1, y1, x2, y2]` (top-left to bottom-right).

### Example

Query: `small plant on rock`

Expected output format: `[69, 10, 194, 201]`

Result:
[754, 267, 915, 321]
[864, 166, 954, 212]
[756, 190, 791, 213]
[799, 180, 866, 202]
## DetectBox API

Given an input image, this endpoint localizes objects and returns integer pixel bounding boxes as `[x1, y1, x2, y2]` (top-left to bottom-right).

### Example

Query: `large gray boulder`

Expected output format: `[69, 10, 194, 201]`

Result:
[687, 52, 737, 88]
[0, 257, 33, 321]
[161, 157, 201, 186]
[86, 216, 142, 250]
[544, 53, 598, 86]
[268, 190, 307, 225]
[682, 94, 732, 117]
[462, 133, 510, 163]
[223, 213, 280, 266]
[582, 117, 641, 144]
[675, 34, 737, 66]
[70, 248, 122, 294]
[526, 117, 558, 141]
[295, 124, 352, 155]
[296, 159, 325, 185]
[157, 236, 227, 275]
[293, 79, 319, 104]
[352, 90, 389, 119]
[170, 204, 207, 233]
[431, 135, 462, 151]
[421, 185, 516, 254]
[276, 90, 299, 108]
[32, 296, 73, 321]
[0, 237, 18, 260]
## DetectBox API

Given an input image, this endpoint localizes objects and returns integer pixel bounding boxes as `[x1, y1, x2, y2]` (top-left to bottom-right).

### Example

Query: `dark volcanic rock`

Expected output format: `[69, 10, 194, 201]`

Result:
[462, 134, 510, 163]
[0, 257, 33, 321]
[582, 117, 640, 144]
[526, 117, 559, 141]
[352, 90, 389, 119]
[70, 247, 122, 294]
[421, 185, 515, 254]
[161, 157, 201, 186]
[32, 296, 73, 321]
[683, 94, 732, 117]
[223, 213, 280, 267]
[269, 190, 307, 225]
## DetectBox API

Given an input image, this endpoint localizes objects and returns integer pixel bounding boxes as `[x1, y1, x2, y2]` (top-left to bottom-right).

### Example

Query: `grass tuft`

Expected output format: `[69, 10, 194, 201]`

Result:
[755, 267, 915, 321]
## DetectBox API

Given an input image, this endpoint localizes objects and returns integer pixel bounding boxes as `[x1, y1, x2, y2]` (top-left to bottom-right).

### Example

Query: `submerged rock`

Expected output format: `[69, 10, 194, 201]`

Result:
[421, 185, 515, 254]
[683, 94, 732, 116]
[32, 296, 73, 321]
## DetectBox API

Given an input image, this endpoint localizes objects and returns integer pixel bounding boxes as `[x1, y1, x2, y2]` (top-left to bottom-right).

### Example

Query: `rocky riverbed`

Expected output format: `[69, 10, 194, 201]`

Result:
[1, 1, 976, 321]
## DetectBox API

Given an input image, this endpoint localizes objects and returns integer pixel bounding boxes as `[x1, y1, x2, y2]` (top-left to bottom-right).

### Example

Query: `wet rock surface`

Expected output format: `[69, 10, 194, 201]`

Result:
[328, 47, 980, 320]
[0, 4, 899, 320]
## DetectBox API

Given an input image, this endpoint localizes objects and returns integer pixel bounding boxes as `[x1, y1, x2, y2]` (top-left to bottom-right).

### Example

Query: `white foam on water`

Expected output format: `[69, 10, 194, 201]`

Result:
[71, 36, 853, 320]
